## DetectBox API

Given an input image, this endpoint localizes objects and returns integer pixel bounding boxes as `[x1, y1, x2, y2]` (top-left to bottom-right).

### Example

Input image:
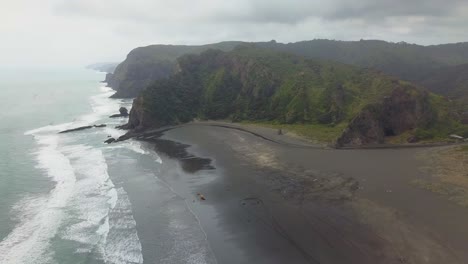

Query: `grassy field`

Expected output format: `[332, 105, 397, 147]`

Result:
[240, 121, 348, 144]
[415, 144, 468, 207]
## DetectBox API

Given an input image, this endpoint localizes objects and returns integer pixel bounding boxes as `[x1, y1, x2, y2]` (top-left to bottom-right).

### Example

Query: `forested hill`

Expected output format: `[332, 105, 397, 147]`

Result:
[121, 46, 468, 146]
[420, 63, 468, 102]
[106, 41, 242, 98]
[261, 40, 468, 81]
[107, 39, 468, 99]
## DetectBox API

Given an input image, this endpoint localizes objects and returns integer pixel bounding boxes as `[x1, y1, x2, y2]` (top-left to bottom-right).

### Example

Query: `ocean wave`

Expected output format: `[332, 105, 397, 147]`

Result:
[0, 134, 76, 264]
[59, 144, 143, 264]
[103, 188, 143, 264]
[105, 140, 162, 163]
[7, 84, 144, 264]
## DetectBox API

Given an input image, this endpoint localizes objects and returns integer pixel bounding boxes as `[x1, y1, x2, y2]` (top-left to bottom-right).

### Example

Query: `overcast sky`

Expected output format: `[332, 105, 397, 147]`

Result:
[2, 0, 468, 67]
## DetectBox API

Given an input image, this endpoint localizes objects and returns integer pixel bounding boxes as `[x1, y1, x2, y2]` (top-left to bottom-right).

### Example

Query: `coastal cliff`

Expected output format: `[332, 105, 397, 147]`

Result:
[336, 87, 436, 146]
[107, 42, 243, 98]
[122, 46, 468, 146]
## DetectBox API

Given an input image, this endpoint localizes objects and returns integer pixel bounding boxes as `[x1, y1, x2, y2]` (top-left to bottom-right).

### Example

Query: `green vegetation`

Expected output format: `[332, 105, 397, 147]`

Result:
[136, 46, 466, 144]
[110, 41, 243, 97]
[240, 121, 348, 143]
[260, 40, 468, 82]
[110, 39, 468, 100]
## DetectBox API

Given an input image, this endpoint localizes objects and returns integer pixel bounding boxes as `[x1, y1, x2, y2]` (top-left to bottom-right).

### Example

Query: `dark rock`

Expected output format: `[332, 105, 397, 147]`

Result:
[59, 126, 93, 134]
[109, 107, 129, 118]
[118, 96, 159, 131]
[119, 107, 129, 115]
[116, 134, 131, 142]
[336, 104, 384, 146]
[104, 73, 118, 88]
[104, 137, 116, 144]
[59, 124, 107, 134]
[336, 87, 435, 147]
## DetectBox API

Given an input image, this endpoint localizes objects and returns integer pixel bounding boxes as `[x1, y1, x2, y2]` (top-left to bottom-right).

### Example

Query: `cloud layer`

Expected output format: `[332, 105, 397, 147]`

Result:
[1, 0, 468, 67]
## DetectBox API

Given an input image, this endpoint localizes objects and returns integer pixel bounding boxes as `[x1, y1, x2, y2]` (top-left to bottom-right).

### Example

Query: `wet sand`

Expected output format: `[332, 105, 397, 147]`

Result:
[135, 124, 468, 263]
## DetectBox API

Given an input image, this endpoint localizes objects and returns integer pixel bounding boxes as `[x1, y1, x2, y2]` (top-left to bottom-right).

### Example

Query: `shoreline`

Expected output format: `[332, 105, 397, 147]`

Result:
[130, 123, 468, 263]
[118, 120, 467, 151]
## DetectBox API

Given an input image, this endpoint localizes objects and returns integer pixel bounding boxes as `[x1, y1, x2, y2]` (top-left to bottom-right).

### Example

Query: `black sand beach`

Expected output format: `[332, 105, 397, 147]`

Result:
[125, 123, 468, 264]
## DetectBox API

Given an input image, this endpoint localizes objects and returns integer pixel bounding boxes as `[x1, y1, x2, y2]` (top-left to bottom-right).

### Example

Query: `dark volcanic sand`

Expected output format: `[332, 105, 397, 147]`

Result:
[134, 124, 468, 264]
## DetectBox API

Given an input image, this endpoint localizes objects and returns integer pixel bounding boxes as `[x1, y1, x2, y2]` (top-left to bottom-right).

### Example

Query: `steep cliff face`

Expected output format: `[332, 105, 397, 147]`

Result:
[108, 42, 242, 98]
[104, 73, 118, 88]
[109, 61, 175, 98]
[336, 88, 437, 146]
[118, 96, 159, 131]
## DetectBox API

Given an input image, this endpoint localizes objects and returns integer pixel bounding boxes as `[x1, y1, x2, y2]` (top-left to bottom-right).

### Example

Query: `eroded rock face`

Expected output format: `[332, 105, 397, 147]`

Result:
[381, 87, 434, 135]
[104, 73, 118, 88]
[337, 87, 435, 147]
[336, 105, 385, 146]
[109, 107, 130, 118]
[119, 107, 129, 115]
[118, 96, 159, 131]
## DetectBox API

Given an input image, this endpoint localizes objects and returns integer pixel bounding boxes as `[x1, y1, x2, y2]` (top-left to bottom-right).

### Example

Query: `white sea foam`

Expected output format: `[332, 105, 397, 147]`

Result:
[106, 140, 162, 163]
[24, 122, 74, 135]
[103, 188, 143, 264]
[59, 144, 143, 264]
[4, 84, 144, 264]
[0, 134, 76, 264]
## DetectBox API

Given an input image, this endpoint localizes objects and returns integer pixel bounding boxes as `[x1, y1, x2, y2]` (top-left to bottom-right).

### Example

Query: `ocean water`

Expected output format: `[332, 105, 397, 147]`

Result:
[0, 69, 144, 264]
[0, 69, 216, 264]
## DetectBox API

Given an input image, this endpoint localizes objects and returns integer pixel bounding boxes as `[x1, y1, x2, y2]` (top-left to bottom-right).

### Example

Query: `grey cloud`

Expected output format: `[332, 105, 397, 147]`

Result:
[2, 0, 468, 67]
[54, 0, 468, 26]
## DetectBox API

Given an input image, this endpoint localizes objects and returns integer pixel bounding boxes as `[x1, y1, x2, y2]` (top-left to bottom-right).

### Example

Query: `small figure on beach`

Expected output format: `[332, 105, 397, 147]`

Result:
[277, 128, 283, 135]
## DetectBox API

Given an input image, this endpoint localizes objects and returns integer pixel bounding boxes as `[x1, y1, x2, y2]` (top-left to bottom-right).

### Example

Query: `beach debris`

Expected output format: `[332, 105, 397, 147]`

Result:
[104, 137, 116, 144]
[197, 193, 206, 200]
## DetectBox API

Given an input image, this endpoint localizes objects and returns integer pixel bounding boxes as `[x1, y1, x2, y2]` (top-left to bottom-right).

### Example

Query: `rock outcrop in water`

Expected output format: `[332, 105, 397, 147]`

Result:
[59, 124, 107, 134]
[104, 137, 116, 144]
[117, 97, 157, 131]
[109, 107, 129, 118]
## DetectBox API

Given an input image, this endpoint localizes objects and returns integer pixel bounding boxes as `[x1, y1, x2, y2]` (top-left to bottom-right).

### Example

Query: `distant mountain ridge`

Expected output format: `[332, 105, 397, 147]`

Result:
[106, 39, 468, 99]
[420, 63, 468, 99]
